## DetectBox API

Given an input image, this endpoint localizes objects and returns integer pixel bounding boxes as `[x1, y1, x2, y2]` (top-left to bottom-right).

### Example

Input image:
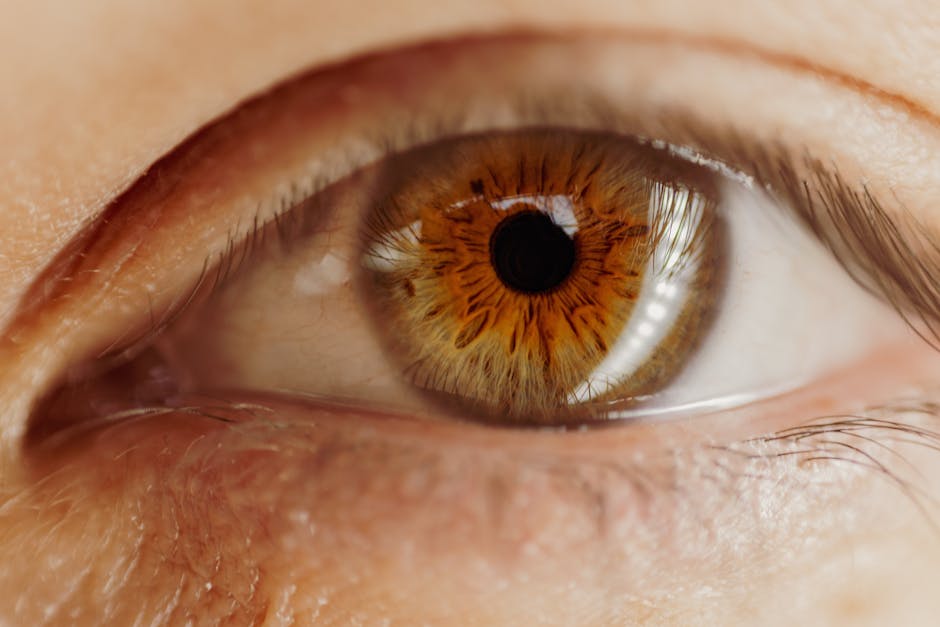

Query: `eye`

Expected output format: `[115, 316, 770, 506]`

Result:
[131, 123, 893, 428]
[23, 33, 934, 439]
[156, 128, 902, 430]
[357, 129, 722, 422]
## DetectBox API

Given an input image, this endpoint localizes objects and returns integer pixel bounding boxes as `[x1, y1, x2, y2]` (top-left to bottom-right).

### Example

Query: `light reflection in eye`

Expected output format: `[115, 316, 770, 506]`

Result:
[293, 252, 349, 296]
[569, 181, 710, 405]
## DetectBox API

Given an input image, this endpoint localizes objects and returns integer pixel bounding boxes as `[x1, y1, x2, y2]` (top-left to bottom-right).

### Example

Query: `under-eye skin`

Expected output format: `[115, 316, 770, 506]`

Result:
[8, 31, 940, 624]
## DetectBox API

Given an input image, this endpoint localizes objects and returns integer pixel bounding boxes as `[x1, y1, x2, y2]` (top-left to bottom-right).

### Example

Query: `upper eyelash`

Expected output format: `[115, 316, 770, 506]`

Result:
[625, 120, 940, 353]
[777, 154, 940, 350]
[665, 121, 940, 352]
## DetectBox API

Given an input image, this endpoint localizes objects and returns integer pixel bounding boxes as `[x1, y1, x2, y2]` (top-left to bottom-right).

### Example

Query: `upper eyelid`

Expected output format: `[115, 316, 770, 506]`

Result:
[10, 27, 940, 260]
[3, 31, 939, 415]
[9, 27, 940, 297]
[0, 32, 917, 303]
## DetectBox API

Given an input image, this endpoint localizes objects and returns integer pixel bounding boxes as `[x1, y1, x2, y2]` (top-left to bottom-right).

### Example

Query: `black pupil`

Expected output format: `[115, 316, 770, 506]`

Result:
[489, 209, 576, 294]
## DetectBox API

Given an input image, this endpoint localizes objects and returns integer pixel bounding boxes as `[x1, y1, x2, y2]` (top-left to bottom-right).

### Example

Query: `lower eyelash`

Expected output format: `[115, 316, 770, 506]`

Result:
[29, 385, 940, 533]
[725, 399, 940, 537]
[781, 409, 940, 509]
[15, 359, 940, 624]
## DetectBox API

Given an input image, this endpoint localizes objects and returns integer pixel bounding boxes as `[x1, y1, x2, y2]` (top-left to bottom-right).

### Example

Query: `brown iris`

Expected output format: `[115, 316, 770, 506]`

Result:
[360, 129, 721, 423]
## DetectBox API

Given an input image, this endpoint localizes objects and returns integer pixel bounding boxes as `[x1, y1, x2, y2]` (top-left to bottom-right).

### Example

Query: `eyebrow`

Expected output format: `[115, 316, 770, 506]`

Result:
[623, 28, 940, 129]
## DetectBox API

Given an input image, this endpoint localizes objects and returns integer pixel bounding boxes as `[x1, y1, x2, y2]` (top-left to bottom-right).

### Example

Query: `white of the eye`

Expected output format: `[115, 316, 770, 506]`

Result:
[605, 179, 899, 418]
[568, 182, 707, 404]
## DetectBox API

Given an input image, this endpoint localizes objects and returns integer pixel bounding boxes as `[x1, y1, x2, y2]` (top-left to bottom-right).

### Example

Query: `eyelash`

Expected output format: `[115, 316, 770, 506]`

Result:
[771, 152, 940, 351]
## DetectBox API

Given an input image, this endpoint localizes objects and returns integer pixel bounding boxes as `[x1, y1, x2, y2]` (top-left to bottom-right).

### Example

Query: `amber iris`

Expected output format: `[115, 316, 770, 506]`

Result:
[360, 129, 720, 423]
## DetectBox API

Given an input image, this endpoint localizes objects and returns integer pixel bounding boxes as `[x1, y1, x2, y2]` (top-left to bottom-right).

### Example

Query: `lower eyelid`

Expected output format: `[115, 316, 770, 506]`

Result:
[13, 324, 940, 621]
[15, 383, 936, 624]
[22, 400, 771, 579]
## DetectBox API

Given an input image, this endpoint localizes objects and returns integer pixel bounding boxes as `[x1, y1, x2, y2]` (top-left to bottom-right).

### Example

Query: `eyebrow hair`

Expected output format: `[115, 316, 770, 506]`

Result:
[611, 28, 940, 129]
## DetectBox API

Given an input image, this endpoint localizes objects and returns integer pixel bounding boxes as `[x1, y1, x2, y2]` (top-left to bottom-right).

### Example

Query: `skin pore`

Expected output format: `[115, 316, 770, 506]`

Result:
[3, 0, 940, 625]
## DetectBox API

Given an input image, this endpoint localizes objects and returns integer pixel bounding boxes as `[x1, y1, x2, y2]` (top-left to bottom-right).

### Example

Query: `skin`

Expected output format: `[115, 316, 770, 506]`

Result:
[2, 0, 940, 625]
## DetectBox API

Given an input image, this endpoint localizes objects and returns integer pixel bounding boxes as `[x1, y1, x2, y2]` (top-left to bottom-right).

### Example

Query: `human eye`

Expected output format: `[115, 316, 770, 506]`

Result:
[113, 125, 904, 427]
[8, 32, 940, 624]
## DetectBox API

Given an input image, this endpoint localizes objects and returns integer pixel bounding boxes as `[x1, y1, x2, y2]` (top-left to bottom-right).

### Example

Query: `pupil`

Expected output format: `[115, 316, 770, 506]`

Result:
[489, 209, 576, 294]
